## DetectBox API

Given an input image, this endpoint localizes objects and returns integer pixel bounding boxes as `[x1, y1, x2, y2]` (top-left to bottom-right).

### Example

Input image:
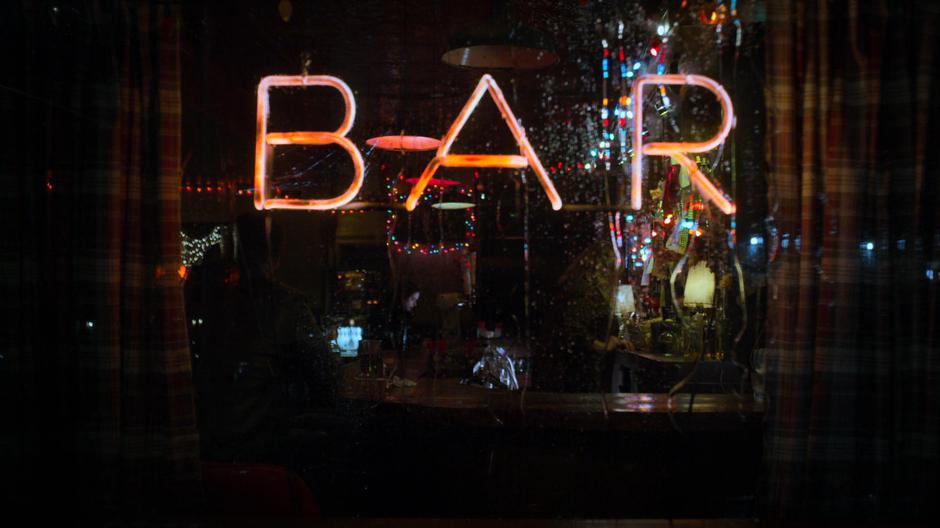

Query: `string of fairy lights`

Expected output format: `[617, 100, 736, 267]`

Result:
[591, 16, 675, 278]
[588, 1, 742, 280]
[180, 225, 226, 267]
[385, 165, 477, 255]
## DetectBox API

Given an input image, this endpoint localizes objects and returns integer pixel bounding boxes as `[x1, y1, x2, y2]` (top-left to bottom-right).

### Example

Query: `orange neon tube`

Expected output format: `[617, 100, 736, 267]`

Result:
[405, 74, 562, 212]
[631, 74, 735, 215]
[441, 155, 528, 168]
[254, 75, 364, 210]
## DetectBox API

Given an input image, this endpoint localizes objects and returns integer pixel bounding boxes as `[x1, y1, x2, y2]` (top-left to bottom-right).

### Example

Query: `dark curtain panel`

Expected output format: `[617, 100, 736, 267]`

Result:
[0, 1, 201, 516]
[764, 0, 940, 519]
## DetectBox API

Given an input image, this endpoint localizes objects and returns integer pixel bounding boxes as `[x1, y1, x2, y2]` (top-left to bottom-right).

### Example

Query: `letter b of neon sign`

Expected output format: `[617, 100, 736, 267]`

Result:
[631, 74, 735, 215]
[254, 75, 364, 210]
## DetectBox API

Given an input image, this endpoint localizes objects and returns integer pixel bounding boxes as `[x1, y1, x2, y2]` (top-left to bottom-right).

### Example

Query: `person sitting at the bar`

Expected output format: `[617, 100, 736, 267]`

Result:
[387, 280, 440, 382]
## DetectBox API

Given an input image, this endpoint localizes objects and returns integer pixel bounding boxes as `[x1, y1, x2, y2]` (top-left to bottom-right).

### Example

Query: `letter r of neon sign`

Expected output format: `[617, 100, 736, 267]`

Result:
[631, 74, 735, 215]
[254, 75, 364, 210]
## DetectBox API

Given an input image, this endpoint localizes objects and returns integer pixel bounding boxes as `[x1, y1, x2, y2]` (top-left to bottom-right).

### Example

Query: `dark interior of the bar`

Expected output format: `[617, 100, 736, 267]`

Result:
[3, 0, 939, 525]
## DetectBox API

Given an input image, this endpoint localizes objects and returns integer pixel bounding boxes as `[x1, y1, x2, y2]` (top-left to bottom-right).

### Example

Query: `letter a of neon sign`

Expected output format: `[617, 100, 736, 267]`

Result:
[631, 74, 735, 215]
[254, 75, 364, 210]
[405, 74, 562, 212]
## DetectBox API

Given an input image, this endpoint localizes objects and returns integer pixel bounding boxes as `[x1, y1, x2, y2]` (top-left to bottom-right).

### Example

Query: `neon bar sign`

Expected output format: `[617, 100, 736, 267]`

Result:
[254, 73, 734, 214]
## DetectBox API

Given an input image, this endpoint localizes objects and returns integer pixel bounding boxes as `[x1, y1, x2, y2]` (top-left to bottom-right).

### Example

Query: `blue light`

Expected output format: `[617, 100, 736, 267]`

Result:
[626, 215, 634, 222]
[749, 236, 762, 246]
[633, 62, 641, 70]
[657, 64, 665, 75]
[865, 241, 874, 251]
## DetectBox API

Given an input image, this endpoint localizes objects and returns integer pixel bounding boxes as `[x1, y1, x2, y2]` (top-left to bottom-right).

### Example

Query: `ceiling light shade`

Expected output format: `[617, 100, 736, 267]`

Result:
[404, 177, 460, 187]
[431, 202, 476, 210]
[366, 135, 441, 152]
[442, 24, 558, 70]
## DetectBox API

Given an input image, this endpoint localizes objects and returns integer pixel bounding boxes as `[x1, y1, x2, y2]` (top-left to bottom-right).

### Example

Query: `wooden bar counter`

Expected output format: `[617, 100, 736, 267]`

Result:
[340, 363, 762, 432]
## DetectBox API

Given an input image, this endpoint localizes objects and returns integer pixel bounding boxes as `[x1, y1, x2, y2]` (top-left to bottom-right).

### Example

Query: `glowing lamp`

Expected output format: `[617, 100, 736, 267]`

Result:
[254, 75, 364, 210]
[405, 74, 562, 212]
[683, 261, 715, 308]
[631, 74, 735, 215]
[616, 284, 636, 316]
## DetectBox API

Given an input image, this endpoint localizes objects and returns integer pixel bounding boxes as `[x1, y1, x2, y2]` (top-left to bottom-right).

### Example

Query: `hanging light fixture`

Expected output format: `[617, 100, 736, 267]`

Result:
[441, 1, 559, 70]
[277, 0, 292, 23]
[404, 177, 460, 187]
[431, 202, 476, 210]
[366, 135, 441, 152]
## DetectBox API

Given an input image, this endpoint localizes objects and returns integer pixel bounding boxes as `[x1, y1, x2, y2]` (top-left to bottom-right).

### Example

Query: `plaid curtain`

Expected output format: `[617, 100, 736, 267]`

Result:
[0, 1, 201, 516]
[763, 0, 940, 519]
